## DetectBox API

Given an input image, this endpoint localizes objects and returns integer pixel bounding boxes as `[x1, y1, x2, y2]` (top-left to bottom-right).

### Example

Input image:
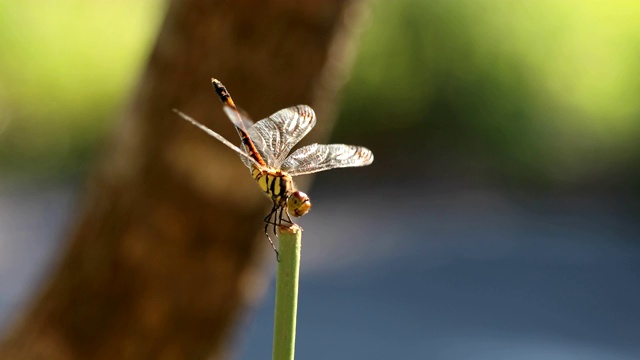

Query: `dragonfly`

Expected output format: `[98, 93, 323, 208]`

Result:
[174, 79, 374, 255]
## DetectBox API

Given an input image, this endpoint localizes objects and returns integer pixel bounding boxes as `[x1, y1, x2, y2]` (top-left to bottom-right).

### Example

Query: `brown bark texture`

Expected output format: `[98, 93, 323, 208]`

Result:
[0, 1, 366, 359]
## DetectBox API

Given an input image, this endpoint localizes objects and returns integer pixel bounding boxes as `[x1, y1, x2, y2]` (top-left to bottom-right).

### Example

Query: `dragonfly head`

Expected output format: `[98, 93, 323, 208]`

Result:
[287, 191, 311, 217]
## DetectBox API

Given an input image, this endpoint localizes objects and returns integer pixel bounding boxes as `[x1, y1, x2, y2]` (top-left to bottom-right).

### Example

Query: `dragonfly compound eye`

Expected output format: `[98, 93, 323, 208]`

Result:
[287, 191, 311, 217]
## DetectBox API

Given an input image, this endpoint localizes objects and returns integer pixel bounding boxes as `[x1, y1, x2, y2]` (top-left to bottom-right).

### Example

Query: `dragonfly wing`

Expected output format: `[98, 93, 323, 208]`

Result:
[222, 104, 276, 167]
[173, 109, 263, 169]
[281, 144, 374, 176]
[221, 104, 274, 167]
[248, 105, 316, 167]
[223, 105, 255, 128]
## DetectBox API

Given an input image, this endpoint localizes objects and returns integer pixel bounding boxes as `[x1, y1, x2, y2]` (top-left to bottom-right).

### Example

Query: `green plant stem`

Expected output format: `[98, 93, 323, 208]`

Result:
[272, 224, 302, 360]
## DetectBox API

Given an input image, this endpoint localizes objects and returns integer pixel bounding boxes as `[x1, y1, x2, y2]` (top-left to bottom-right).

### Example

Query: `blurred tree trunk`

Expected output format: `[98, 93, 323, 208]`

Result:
[0, 1, 367, 359]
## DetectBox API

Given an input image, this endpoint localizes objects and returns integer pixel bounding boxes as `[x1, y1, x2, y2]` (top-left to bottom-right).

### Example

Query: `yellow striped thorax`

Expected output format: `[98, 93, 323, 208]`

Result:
[252, 166, 291, 204]
[251, 166, 311, 217]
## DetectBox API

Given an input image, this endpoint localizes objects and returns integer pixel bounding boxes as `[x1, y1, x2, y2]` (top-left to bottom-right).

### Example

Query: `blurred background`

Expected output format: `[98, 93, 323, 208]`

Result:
[1, 0, 639, 359]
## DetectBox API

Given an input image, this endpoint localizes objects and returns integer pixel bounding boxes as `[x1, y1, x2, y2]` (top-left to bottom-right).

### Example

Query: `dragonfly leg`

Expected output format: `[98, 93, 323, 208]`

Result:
[263, 203, 277, 224]
[263, 205, 279, 260]
[270, 205, 286, 235]
[263, 221, 279, 260]
[273, 207, 279, 236]
[283, 209, 294, 224]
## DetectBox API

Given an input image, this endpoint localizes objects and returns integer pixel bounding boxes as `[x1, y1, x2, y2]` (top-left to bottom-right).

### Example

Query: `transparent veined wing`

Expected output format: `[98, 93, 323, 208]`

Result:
[246, 105, 316, 168]
[281, 144, 374, 176]
[173, 109, 264, 169]
[220, 104, 273, 169]
[223, 105, 255, 128]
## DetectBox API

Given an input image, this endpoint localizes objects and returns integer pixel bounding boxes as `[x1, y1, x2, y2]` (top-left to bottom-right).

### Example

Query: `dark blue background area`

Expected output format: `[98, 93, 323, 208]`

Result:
[1, 183, 639, 360]
[237, 186, 640, 360]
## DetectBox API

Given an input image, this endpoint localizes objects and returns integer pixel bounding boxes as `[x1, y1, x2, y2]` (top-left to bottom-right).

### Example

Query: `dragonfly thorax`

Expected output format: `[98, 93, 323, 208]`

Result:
[251, 167, 312, 217]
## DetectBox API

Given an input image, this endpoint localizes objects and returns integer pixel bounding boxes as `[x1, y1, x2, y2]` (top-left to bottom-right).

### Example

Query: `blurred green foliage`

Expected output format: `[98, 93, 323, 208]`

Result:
[338, 0, 640, 188]
[1, 0, 639, 188]
[0, 0, 164, 177]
